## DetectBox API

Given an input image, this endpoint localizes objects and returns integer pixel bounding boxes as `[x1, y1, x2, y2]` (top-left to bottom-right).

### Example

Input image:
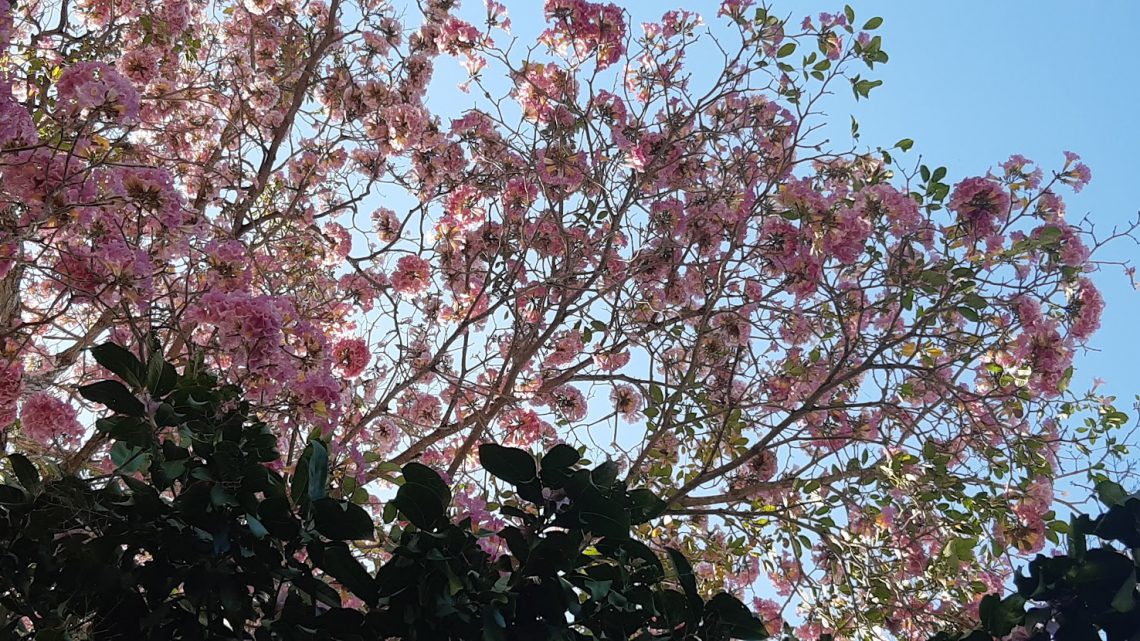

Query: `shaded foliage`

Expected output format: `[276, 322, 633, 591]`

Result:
[937, 481, 1140, 641]
[0, 343, 765, 640]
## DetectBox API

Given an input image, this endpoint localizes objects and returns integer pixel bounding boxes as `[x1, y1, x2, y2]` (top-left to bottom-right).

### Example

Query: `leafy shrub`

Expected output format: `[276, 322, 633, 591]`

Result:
[0, 343, 766, 640]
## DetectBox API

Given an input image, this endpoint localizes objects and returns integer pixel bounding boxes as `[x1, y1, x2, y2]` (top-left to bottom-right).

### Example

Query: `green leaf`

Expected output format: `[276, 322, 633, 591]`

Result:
[310, 542, 379, 604]
[591, 460, 620, 489]
[0, 484, 27, 504]
[91, 343, 144, 388]
[258, 496, 300, 539]
[7, 454, 41, 494]
[78, 380, 145, 416]
[145, 351, 178, 397]
[479, 443, 537, 486]
[704, 593, 769, 640]
[110, 442, 149, 474]
[541, 443, 580, 471]
[212, 441, 244, 480]
[863, 17, 883, 30]
[246, 513, 269, 539]
[776, 42, 796, 58]
[628, 488, 667, 524]
[307, 440, 329, 502]
[393, 462, 451, 530]
[1112, 570, 1137, 612]
[667, 547, 703, 617]
[895, 138, 913, 152]
[1097, 480, 1128, 507]
[292, 444, 312, 507]
[577, 489, 630, 539]
[313, 498, 375, 541]
[977, 593, 1025, 637]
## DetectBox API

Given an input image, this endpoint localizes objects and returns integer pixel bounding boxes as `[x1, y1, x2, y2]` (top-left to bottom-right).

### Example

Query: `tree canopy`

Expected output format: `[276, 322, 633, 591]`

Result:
[0, 0, 1135, 638]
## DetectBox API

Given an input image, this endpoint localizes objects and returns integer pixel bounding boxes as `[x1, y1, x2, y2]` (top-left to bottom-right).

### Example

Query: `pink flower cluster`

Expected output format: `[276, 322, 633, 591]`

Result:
[0, 83, 38, 148]
[1068, 277, 1104, 342]
[203, 239, 252, 290]
[544, 330, 583, 368]
[20, 392, 84, 448]
[1011, 296, 1072, 397]
[609, 384, 642, 422]
[294, 371, 343, 432]
[535, 143, 589, 192]
[995, 478, 1052, 554]
[499, 408, 554, 448]
[752, 598, 784, 636]
[452, 486, 507, 557]
[757, 217, 822, 298]
[541, 0, 627, 70]
[392, 254, 431, 295]
[54, 62, 141, 125]
[513, 61, 578, 124]
[1061, 151, 1092, 192]
[332, 337, 371, 378]
[948, 177, 1010, 246]
[543, 384, 588, 422]
[187, 291, 308, 390]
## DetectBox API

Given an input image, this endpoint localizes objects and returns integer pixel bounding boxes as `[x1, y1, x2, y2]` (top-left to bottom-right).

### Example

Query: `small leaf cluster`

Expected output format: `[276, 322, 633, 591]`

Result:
[0, 344, 767, 640]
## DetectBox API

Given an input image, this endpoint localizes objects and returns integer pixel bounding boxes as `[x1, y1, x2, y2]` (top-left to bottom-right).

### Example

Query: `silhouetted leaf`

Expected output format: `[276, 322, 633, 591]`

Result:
[313, 498, 374, 541]
[78, 380, 145, 416]
[393, 462, 451, 530]
[479, 443, 537, 486]
[91, 342, 144, 387]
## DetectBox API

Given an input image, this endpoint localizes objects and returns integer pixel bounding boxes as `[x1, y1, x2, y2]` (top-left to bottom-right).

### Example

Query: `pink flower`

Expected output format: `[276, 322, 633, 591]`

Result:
[717, 0, 755, 20]
[544, 330, 584, 367]
[752, 598, 785, 636]
[54, 61, 141, 124]
[512, 61, 578, 124]
[548, 384, 588, 422]
[825, 205, 873, 264]
[594, 349, 631, 372]
[541, 0, 627, 70]
[948, 177, 1010, 244]
[294, 370, 342, 429]
[0, 83, 38, 148]
[398, 390, 442, 427]
[535, 143, 588, 191]
[21, 392, 83, 448]
[1068, 277, 1103, 341]
[500, 408, 554, 447]
[391, 254, 431, 295]
[118, 47, 162, 85]
[332, 337, 371, 378]
[609, 384, 642, 422]
[1000, 154, 1043, 189]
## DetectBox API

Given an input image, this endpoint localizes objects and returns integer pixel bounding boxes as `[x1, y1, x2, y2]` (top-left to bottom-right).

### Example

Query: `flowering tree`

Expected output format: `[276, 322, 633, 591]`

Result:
[0, 0, 1134, 638]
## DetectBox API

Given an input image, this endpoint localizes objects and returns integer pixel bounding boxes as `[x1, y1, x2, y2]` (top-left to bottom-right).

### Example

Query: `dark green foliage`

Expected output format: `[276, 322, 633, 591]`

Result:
[936, 480, 1140, 641]
[0, 344, 766, 640]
